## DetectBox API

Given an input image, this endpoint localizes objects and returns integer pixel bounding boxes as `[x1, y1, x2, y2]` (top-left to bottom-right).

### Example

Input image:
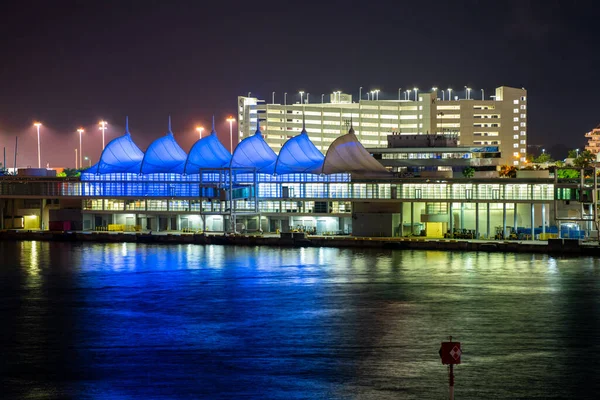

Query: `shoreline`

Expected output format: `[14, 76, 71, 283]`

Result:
[1, 230, 598, 255]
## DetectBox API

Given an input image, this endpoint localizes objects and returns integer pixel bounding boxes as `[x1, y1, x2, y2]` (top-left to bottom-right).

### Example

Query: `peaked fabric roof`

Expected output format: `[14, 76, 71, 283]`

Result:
[230, 121, 277, 173]
[321, 127, 390, 177]
[275, 131, 324, 174]
[141, 132, 188, 174]
[90, 132, 144, 174]
[185, 132, 231, 173]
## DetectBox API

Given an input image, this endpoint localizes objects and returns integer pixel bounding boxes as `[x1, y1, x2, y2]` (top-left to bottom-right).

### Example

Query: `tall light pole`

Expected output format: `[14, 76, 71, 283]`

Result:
[306, 93, 310, 104]
[413, 87, 419, 102]
[481, 88, 484, 100]
[465, 86, 471, 100]
[299, 91, 304, 105]
[75, 148, 78, 169]
[284, 92, 287, 106]
[272, 91, 275, 104]
[84, 156, 91, 167]
[33, 122, 42, 168]
[366, 92, 370, 100]
[226, 116, 236, 153]
[321, 93, 324, 104]
[442, 90, 445, 101]
[432, 87, 438, 99]
[375, 89, 380, 100]
[359, 87, 363, 101]
[398, 88, 402, 100]
[406, 89, 411, 100]
[99, 120, 107, 150]
[77, 128, 84, 169]
[448, 88, 453, 101]
[196, 126, 204, 139]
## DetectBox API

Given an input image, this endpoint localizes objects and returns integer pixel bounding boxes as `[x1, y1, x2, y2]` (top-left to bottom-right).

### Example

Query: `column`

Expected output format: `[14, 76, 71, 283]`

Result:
[513, 203, 518, 234]
[39, 199, 44, 230]
[542, 204, 546, 236]
[448, 202, 453, 236]
[399, 202, 404, 237]
[410, 202, 414, 235]
[460, 202, 464, 230]
[486, 203, 491, 239]
[475, 202, 479, 239]
[531, 203, 535, 240]
[502, 202, 507, 239]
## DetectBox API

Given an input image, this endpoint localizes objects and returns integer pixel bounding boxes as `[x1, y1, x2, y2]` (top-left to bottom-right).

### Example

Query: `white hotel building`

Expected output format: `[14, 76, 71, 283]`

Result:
[238, 86, 527, 166]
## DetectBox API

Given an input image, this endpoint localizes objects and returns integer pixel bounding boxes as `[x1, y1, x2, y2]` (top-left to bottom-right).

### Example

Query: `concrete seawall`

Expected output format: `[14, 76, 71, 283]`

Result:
[1, 230, 598, 255]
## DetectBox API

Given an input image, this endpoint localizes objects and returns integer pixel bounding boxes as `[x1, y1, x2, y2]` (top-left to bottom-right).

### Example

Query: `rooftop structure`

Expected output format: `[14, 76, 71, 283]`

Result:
[238, 86, 527, 166]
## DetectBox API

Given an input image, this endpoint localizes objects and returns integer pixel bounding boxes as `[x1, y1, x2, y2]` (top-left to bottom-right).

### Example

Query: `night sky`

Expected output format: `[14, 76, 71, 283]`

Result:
[0, 0, 599, 168]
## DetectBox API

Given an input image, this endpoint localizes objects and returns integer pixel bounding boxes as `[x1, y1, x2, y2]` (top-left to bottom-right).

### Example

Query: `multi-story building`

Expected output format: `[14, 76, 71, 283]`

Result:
[585, 124, 600, 155]
[238, 86, 527, 166]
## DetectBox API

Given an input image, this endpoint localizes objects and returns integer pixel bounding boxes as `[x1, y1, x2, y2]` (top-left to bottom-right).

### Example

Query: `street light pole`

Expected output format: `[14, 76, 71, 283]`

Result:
[481, 89, 484, 100]
[226, 116, 236, 153]
[284, 92, 287, 105]
[448, 88, 453, 101]
[77, 128, 84, 169]
[272, 91, 275, 104]
[99, 120, 107, 150]
[306, 93, 310, 104]
[359, 87, 362, 101]
[33, 122, 42, 168]
[196, 126, 204, 139]
[414, 88, 418, 102]
[321, 93, 324, 104]
[75, 148, 78, 169]
[299, 91, 304, 105]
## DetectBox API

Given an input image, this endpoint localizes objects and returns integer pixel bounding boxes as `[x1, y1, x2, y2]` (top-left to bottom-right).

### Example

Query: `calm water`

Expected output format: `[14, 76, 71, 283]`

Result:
[1, 241, 599, 399]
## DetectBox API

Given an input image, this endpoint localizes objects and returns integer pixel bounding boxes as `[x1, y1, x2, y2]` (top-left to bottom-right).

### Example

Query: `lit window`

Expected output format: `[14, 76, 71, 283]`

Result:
[513, 161, 519, 165]
[419, 106, 423, 110]
[513, 152, 519, 157]
[514, 100, 519, 104]
[513, 135, 518, 139]
[520, 149, 526, 153]
[520, 131, 526, 136]
[520, 122, 526, 127]
[419, 96, 423, 102]
[520, 140, 526, 144]
[513, 143, 519, 148]
[520, 105, 526, 110]
[520, 114, 526, 118]
[513, 126, 519, 131]
[513, 108, 519, 113]
[513, 117, 519, 122]
[520, 96, 526, 101]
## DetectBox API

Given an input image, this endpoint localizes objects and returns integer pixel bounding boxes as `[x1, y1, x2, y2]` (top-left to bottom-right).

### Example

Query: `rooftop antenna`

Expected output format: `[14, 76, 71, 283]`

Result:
[125, 116, 129, 133]
[168, 115, 172, 134]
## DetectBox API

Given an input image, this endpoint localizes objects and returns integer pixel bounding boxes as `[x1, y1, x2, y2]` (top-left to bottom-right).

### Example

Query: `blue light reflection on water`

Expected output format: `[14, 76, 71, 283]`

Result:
[1, 241, 600, 399]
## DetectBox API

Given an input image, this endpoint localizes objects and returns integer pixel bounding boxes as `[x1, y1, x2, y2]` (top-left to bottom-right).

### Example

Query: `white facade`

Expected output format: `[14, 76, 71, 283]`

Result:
[238, 86, 527, 166]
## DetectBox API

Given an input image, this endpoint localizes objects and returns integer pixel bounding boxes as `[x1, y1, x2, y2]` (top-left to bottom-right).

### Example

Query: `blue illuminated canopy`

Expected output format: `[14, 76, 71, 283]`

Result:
[230, 120, 277, 173]
[274, 130, 324, 174]
[141, 132, 188, 174]
[185, 131, 231, 173]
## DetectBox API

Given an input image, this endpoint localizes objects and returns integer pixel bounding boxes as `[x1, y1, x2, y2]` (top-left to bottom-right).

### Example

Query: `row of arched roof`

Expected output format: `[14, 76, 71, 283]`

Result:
[83, 118, 389, 177]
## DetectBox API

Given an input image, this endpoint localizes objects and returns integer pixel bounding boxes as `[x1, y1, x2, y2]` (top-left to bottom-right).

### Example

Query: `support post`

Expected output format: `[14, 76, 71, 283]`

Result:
[513, 203, 518, 234]
[410, 202, 414, 236]
[502, 202, 507, 239]
[460, 202, 464, 230]
[542, 204, 546, 236]
[449, 202, 453, 236]
[531, 203, 535, 240]
[475, 202, 479, 239]
[487, 203, 490, 239]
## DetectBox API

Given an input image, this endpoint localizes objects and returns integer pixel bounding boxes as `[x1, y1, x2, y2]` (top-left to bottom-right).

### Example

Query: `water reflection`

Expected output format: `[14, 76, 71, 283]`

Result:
[1, 242, 599, 399]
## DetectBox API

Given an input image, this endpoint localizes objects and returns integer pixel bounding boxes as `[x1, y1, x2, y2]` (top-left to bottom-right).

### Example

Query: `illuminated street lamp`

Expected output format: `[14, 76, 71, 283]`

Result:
[375, 89, 380, 100]
[321, 93, 324, 104]
[99, 120, 108, 150]
[77, 128, 84, 169]
[272, 91, 275, 104]
[398, 87, 401, 100]
[226, 116, 236, 153]
[432, 87, 438, 99]
[284, 92, 287, 106]
[359, 86, 363, 101]
[481, 88, 485, 100]
[413, 87, 419, 102]
[405, 89, 410, 100]
[84, 156, 91, 168]
[448, 88, 453, 101]
[196, 126, 204, 139]
[465, 86, 472, 100]
[33, 122, 42, 168]
[306, 93, 310, 104]
[299, 91, 304, 105]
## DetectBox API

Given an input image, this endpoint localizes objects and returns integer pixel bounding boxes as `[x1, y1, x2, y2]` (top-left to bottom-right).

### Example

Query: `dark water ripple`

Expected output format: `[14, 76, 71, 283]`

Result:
[1, 241, 599, 399]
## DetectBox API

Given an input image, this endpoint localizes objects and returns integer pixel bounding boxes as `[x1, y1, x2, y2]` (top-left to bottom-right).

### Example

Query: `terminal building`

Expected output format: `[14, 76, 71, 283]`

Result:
[238, 86, 527, 167]
[1, 118, 586, 240]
